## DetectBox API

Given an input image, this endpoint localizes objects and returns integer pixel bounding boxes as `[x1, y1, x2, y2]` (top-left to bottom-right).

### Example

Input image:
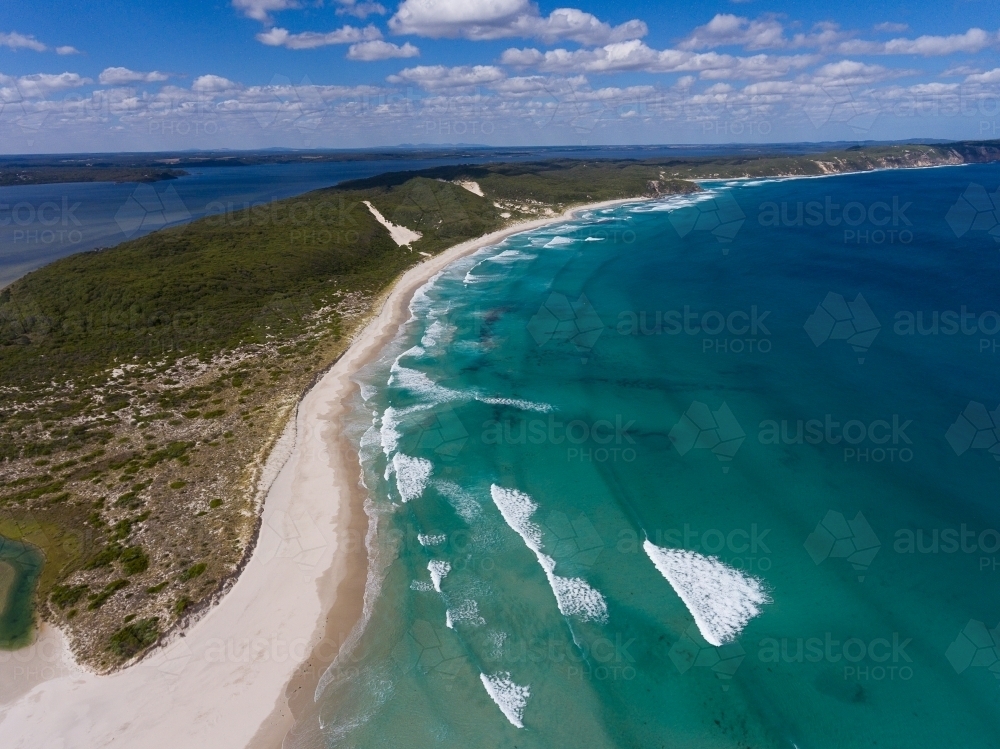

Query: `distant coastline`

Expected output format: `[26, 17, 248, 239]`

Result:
[0, 167, 187, 187]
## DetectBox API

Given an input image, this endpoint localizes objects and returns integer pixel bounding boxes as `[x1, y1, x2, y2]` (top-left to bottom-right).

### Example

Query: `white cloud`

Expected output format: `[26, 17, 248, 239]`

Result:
[838, 28, 998, 56]
[0, 31, 48, 52]
[389, 0, 646, 45]
[681, 16, 999, 58]
[500, 47, 545, 67]
[56, 46, 80, 55]
[810, 60, 904, 85]
[256, 24, 381, 48]
[10, 72, 92, 97]
[387, 64, 506, 91]
[347, 40, 419, 60]
[232, 0, 299, 23]
[702, 53, 817, 80]
[680, 15, 861, 53]
[940, 64, 981, 77]
[680, 14, 786, 51]
[99, 67, 170, 85]
[966, 67, 1000, 84]
[191, 74, 240, 93]
[502, 40, 814, 80]
[335, 0, 387, 18]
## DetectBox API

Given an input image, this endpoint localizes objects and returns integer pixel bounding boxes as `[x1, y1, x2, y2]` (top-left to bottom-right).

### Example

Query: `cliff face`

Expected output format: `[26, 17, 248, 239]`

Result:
[811, 143, 1000, 176]
[942, 141, 1000, 163]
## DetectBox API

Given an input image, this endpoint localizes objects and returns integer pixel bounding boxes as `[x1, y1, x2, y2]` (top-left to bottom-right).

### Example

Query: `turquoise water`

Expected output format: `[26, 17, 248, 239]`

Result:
[295, 164, 1000, 747]
[0, 536, 44, 649]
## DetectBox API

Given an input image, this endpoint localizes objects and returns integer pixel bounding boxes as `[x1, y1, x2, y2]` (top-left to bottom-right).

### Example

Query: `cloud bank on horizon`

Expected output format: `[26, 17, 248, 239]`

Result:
[1, 0, 1000, 150]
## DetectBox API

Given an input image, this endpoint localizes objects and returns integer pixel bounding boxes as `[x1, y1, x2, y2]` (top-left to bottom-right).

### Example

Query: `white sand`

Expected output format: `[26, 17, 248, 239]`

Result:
[455, 180, 484, 197]
[363, 200, 422, 246]
[0, 197, 639, 749]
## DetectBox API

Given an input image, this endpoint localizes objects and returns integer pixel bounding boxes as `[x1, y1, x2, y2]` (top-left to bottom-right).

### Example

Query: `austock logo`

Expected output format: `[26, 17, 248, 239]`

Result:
[946, 620, 1000, 680]
[945, 184, 1000, 243]
[946, 402, 1000, 466]
[666, 191, 746, 252]
[668, 401, 746, 472]
[527, 292, 605, 362]
[0, 291, 51, 344]
[115, 184, 191, 239]
[804, 510, 880, 582]
[257, 503, 328, 577]
[392, 618, 468, 689]
[669, 622, 745, 690]
[803, 292, 880, 363]
[252, 74, 326, 132]
[543, 511, 604, 575]
[400, 405, 469, 459]
[0, 83, 50, 137]
[804, 86, 881, 134]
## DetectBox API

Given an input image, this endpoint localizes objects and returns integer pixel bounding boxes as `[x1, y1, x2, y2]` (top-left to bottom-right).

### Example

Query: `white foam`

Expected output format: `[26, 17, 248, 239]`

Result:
[643, 540, 769, 647]
[446, 599, 485, 629]
[421, 320, 444, 348]
[490, 485, 543, 548]
[629, 191, 720, 213]
[479, 672, 530, 729]
[488, 249, 535, 264]
[399, 344, 425, 360]
[487, 630, 507, 659]
[489, 485, 608, 623]
[392, 453, 433, 502]
[418, 533, 446, 547]
[433, 480, 482, 522]
[379, 406, 404, 456]
[427, 560, 451, 592]
[388, 364, 462, 403]
[477, 396, 554, 413]
[584, 237, 604, 242]
[410, 580, 433, 592]
[543, 236, 574, 248]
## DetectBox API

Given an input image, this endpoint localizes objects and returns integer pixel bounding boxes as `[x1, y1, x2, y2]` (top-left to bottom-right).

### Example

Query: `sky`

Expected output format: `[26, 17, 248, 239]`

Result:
[1, 0, 999, 152]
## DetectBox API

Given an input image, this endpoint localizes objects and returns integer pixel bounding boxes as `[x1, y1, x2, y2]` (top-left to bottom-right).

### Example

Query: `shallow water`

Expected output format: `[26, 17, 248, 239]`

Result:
[0, 536, 44, 649]
[294, 163, 1000, 748]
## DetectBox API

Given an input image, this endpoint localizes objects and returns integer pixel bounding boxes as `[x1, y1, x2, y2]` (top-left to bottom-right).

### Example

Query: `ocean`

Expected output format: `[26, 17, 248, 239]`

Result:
[292, 163, 1000, 747]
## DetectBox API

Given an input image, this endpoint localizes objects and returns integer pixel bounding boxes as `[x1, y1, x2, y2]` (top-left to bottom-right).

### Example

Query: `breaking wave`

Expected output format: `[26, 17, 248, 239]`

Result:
[489, 485, 608, 623]
[642, 540, 769, 646]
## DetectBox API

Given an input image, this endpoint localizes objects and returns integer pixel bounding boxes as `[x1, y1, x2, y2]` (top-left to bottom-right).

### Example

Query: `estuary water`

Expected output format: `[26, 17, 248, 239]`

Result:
[0, 536, 44, 649]
[0, 158, 477, 289]
[298, 163, 1000, 748]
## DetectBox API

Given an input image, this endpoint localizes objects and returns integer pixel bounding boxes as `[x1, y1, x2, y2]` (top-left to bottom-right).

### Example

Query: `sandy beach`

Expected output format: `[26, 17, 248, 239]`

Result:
[0, 198, 639, 749]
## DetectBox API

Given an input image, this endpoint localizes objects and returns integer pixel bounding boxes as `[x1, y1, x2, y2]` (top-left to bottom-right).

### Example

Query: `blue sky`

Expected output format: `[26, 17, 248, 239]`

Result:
[1, 0, 999, 152]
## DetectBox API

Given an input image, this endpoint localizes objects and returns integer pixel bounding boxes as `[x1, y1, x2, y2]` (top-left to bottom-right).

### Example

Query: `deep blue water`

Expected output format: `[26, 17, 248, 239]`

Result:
[287, 163, 1000, 748]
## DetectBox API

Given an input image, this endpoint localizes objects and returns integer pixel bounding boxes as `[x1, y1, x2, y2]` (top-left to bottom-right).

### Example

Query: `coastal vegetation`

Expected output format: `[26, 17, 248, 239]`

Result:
[0, 166, 186, 186]
[0, 142, 998, 669]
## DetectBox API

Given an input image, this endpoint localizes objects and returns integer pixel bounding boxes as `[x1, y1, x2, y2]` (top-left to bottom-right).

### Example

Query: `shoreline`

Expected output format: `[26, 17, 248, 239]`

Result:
[0, 196, 640, 749]
[694, 159, 973, 186]
[243, 196, 642, 748]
